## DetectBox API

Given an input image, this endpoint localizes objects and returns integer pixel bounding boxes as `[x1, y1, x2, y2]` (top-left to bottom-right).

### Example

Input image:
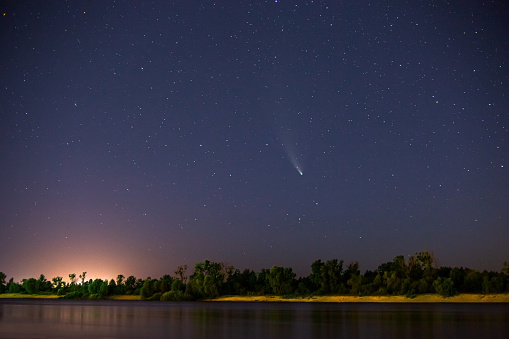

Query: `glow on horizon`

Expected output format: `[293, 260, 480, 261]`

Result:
[10, 250, 131, 283]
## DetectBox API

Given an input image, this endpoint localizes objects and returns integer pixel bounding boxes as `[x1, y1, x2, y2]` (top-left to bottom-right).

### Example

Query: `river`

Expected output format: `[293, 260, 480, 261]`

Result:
[1, 299, 508, 338]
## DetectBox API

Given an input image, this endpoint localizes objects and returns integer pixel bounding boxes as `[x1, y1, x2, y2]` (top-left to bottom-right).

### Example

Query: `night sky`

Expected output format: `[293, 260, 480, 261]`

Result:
[1, 1, 508, 282]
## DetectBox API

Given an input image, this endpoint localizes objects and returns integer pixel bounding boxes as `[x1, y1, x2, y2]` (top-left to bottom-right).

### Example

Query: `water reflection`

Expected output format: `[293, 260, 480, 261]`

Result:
[0, 300, 508, 338]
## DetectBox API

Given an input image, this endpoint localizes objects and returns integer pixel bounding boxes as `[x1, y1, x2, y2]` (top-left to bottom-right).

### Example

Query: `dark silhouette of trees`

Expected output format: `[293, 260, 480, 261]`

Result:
[266, 266, 296, 295]
[22, 278, 37, 294]
[0, 272, 6, 293]
[186, 260, 228, 299]
[79, 272, 87, 285]
[309, 259, 344, 294]
[68, 273, 76, 285]
[2, 251, 508, 300]
[52, 276, 63, 290]
[433, 277, 456, 297]
[174, 265, 188, 284]
[125, 275, 137, 294]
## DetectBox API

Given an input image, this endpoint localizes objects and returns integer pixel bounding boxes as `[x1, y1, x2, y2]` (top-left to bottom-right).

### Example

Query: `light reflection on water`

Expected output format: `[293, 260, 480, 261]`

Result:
[0, 299, 508, 338]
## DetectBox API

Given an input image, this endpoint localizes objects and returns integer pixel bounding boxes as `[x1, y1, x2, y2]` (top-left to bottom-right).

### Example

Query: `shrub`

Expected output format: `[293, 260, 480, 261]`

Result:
[8, 283, 22, 293]
[88, 293, 105, 300]
[161, 290, 191, 301]
[144, 292, 162, 301]
[63, 291, 86, 300]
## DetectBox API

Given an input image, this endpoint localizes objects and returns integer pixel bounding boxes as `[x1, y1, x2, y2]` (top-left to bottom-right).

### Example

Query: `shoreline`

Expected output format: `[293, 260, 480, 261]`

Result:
[0, 293, 141, 301]
[2, 293, 508, 303]
[210, 294, 509, 303]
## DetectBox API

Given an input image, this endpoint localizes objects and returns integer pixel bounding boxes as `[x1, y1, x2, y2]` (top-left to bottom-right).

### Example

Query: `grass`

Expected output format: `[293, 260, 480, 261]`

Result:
[0, 293, 61, 299]
[0, 293, 141, 301]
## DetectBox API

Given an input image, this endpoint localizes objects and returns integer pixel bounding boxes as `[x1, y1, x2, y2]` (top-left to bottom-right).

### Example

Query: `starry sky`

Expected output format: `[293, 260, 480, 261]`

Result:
[1, 1, 508, 281]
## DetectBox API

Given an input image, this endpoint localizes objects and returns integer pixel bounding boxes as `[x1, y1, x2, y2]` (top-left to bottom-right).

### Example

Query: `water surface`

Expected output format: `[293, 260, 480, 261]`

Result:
[1, 299, 508, 338]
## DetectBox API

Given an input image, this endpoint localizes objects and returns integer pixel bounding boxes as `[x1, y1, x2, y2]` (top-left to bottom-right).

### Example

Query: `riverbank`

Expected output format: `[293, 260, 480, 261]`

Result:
[211, 294, 509, 303]
[0, 293, 141, 301]
[2, 293, 508, 302]
[0, 293, 60, 299]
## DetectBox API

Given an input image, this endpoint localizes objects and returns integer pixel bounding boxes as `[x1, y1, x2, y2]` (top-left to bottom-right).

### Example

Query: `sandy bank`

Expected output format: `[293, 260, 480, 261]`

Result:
[211, 294, 509, 303]
[2, 293, 507, 302]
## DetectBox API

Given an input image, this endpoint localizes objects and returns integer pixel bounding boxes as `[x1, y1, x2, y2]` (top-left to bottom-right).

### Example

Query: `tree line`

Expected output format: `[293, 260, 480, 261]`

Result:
[1, 251, 508, 301]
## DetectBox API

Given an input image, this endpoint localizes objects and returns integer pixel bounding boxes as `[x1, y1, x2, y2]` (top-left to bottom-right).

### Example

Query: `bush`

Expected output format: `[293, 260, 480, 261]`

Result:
[161, 290, 191, 301]
[63, 291, 86, 300]
[88, 294, 105, 300]
[145, 292, 162, 301]
[23, 278, 38, 294]
[8, 283, 22, 293]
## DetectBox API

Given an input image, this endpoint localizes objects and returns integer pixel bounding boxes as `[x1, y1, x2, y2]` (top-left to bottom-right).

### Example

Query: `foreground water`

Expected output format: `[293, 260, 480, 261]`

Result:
[1, 299, 508, 338]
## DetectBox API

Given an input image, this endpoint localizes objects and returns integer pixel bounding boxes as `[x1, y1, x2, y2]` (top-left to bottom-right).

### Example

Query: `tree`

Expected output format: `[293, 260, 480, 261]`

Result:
[464, 270, 482, 293]
[52, 276, 64, 290]
[23, 278, 38, 294]
[171, 278, 185, 292]
[69, 273, 76, 285]
[392, 256, 406, 278]
[108, 279, 116, 295]
[450, 267, 465, 292]
[135, 278, 144, 294]
[309, 259, 323, 291]
[160, 274, 172, 293]
[228, 269, 256, 295]
[0, 272, 6, 293]
[204, 275, 220, 298]
[347, 274, 363, 295]
[406, 255, 423, 281]
[417, 251, 435, 276]
[7, 278, 22, 293]
[384, 272, 399, 295]
[308, 259, 344, 294]
[187, 260, 229, 299]
[174, 265, 188, 284]
[343, 262, 360, 287]
[88, 279, 103, 295]
[140, 278, 162, 300]
[99, 280, 109, 296]
[125, 275, 136, 294]
[322, 259, 344, 294]
[433, 277, 456, 297]
[115, 275, 125, 294]
[36, 274, 50, 292]
[266, 266, 296, 295]
[254, 269, 273, 294]
[79, 272, 87, 285]
[482, 274, 505, 294]
[502, 261, 509, 276]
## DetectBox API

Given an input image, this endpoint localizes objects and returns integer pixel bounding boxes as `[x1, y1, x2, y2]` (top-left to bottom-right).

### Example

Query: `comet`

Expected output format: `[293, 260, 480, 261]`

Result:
[287, 149, 304, 176]
[273, 119, 305, 176]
